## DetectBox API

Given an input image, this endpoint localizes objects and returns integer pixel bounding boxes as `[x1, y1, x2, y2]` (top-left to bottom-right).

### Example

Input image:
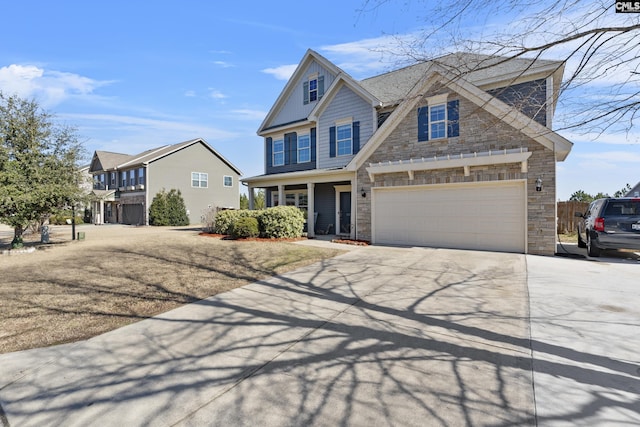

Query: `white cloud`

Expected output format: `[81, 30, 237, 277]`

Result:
[211, 60, 234, 68]
[320, 33, 424, 77]
[262, 64, 298, 81]
[0, 64, 111, 107]
[208, 89, 227, 99]
[559, 130, 640, 145]
[184, 90, 196, 97]
[230, 109, 268, 120]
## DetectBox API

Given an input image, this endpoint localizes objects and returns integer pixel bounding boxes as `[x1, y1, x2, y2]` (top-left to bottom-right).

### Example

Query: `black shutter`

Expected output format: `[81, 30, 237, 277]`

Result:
[285, 132, 297, 164]
[447, 100, 459, 137]
[310, 128, 316, 161]
[329, 126, 336, 158]
[352, 121, 360, 154]
[417, 106, 429, 141]
[303, 81, 309, 104]
[266, 137, 273, 168]
[318, 75, 325, 99]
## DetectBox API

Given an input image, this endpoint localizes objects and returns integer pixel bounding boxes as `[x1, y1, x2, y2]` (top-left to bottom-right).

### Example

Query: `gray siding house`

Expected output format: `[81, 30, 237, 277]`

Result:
[243, 50, 573, 255]
[89, 138, 241, 225]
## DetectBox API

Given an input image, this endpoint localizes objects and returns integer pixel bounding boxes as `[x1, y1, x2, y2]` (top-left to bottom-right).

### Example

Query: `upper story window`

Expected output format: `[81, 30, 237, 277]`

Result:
[128, 170, 135, 186]
[120, 171, 126, 188]
[110, 172, 116, 187]
[297, 134, 311, 163]
[309, 78, 318, 102]
[273, 139, 284, 166]
[329, 120, 360, 158]
[93, 173, 105, 190]
[336, 124, 352, 156]
[429, 104, 446, 139]
[223, 175, 233, 187]
[192, 172, 208, 188]
[303, 74, 324, 105]
[417, 96, 459, 142]
[137, 168, 144, 185]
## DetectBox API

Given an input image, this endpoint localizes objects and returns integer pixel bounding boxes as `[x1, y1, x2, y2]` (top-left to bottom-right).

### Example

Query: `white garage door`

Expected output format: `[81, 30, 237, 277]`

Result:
[373, 181, 526, 253]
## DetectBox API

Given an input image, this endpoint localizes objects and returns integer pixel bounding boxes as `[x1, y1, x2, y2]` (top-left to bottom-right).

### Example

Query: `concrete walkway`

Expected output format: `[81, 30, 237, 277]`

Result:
[0, 244, 638, 426]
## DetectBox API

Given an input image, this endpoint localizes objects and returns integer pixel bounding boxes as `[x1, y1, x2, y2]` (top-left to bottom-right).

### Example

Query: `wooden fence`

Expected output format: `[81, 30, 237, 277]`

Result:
[557, 201, 589, 234]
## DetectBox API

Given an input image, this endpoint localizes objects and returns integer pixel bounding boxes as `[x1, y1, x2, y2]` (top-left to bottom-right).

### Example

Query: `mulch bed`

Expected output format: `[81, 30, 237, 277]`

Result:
[199, 232, 370, 246]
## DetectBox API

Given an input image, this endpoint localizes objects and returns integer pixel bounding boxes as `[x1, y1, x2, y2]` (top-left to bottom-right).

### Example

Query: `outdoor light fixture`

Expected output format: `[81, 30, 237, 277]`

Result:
[535, 177, 543, 192]
[361, 187, 367, 198]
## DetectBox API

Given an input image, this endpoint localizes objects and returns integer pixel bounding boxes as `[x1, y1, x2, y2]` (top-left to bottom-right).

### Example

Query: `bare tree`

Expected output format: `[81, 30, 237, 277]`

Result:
[362, 0, 640, 138]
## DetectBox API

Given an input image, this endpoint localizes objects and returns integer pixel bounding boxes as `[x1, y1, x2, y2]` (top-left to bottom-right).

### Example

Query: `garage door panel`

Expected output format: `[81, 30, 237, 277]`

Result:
[373, 182, 525, 253]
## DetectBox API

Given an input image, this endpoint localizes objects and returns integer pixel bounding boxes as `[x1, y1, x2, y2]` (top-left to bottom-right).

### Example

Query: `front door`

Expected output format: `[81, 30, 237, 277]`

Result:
[339, 191, 351, 235]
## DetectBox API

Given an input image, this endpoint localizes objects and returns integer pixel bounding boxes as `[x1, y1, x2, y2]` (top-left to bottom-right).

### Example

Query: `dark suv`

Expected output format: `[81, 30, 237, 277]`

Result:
[575, 198, 640, 257]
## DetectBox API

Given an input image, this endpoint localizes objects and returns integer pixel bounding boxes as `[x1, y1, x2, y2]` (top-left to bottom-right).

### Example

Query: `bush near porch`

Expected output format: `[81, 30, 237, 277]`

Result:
[214, 206, 305, 239]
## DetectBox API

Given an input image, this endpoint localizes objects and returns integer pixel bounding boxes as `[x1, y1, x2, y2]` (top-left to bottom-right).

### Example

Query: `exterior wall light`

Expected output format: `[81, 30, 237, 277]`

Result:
[361, 187, 367, 198]
[535, 177, 543, 192]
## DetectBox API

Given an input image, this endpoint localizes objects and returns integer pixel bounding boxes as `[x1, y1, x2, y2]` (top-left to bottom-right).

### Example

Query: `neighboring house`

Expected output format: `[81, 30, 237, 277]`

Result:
[89, 138, 241, 225]
[242, 50, 573, 255]
[626, 182, 640, 197]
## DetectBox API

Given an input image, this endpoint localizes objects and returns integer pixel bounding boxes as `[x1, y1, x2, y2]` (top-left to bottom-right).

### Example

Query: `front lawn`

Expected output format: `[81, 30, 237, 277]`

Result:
[0, 226, 342, 354]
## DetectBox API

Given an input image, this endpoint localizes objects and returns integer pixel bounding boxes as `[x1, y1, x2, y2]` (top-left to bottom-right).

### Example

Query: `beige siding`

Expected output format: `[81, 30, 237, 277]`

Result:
[148, 142, 240, 225]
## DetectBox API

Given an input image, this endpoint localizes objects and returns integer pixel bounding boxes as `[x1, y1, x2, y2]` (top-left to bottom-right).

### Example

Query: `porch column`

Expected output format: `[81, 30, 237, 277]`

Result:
[278, 185, 284, 207]
[350, 178, 356, 240]
[307, 182, 315, 238]
[99, 199, 104, 225]
[248, 186, 255, 210]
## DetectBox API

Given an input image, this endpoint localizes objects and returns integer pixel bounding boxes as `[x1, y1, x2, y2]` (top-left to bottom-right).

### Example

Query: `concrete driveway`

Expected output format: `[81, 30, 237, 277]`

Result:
[0, 243, 638, 426]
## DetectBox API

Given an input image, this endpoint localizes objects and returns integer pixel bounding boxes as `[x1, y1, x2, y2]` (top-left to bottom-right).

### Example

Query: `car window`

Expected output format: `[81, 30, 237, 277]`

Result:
[604, 201, 640, 216]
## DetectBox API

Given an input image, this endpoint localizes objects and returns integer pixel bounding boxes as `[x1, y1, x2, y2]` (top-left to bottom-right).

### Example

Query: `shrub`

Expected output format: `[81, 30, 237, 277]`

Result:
[213, 209, 258, 234]
[258, 205, 305, 238]
[149, 189, 189, 226]
[232, 216, 260, 238]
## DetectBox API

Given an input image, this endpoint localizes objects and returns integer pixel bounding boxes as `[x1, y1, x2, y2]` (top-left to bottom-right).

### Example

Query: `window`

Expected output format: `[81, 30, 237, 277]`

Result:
[309, 78, 318, 102]
[298, 134, 311, 163]
[336, 124, 352, 156]
[429, 104, 446, 139]
[223, 175, 233, 187]
[120, 171, 127, 188]
[128, 170, 135, 187]
[137, 168, 144, 185]
[303, 75, 324, 104]
[192, 172, 208, 188]
[110, 172, 116, 187]
[271, 191, 308, 216]
[273, 139, 284, 166]
[417, 99, 459, 142]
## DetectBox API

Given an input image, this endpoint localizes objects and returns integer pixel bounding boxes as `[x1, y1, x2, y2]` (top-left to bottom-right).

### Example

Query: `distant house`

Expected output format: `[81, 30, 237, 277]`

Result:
[242, 49, 573, 255]
[89, 138, 241, 225]
[626, 182, 640, 198]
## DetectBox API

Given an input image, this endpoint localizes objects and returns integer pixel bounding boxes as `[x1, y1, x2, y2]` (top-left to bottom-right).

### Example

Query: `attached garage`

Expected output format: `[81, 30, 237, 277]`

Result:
[372, 180, 526, 253]
[121, 204, 144, 226]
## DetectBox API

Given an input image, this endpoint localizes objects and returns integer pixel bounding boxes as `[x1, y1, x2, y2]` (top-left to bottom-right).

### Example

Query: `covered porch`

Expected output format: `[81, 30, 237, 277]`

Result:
[243, 169, 358, 240]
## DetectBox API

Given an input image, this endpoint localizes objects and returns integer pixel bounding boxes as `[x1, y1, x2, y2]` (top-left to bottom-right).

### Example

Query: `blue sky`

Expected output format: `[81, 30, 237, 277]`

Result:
[1, 1, 638, 200]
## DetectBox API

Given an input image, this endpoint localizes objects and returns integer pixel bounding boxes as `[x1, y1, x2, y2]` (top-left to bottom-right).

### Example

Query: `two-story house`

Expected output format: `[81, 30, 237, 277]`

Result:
[89, 138, 241, 225]
[242, 50, 573, 255]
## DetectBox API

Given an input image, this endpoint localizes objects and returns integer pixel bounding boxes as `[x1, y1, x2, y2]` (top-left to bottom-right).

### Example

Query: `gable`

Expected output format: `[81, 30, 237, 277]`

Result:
[259, 50, 344, 135]
[265, 60, 337, 130]
[349, 68, 572, 171]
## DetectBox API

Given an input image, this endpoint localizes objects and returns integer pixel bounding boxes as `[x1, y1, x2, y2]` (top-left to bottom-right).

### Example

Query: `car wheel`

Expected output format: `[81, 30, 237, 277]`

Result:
[587, 236, 601, 257]
[577, 230, 587, 248]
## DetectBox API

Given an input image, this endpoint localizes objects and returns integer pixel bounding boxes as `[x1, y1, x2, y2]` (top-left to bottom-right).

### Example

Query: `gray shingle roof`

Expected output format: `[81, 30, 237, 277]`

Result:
[360, 52, 563, 106]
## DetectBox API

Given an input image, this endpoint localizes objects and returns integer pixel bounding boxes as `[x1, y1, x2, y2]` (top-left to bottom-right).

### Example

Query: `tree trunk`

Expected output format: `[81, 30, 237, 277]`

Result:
[14, 225, 23, 239]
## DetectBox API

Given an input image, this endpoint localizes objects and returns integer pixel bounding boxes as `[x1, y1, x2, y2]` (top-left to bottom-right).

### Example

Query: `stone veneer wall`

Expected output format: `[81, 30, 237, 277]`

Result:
[356, 88, 557, 255]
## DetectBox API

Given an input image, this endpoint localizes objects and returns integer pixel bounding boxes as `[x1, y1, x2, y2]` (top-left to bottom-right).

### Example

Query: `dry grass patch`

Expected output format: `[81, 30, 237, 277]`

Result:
[0, 226, 343, 354]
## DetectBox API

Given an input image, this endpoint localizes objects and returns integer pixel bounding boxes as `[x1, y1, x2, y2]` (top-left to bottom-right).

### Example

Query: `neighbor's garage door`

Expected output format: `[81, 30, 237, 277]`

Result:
[372, 181, 526, 253]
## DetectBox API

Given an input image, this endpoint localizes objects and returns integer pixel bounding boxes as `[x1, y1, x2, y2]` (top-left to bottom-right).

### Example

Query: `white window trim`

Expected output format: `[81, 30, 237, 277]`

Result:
[223, 175, 233, 187]
[426, 93, 449, 140]
[191, 172, 208, 188]
[336, 122, 353, 157]
[297, 133, 311, 163]
[271, 190, 308, 210]
[272, 137, 285, 167]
